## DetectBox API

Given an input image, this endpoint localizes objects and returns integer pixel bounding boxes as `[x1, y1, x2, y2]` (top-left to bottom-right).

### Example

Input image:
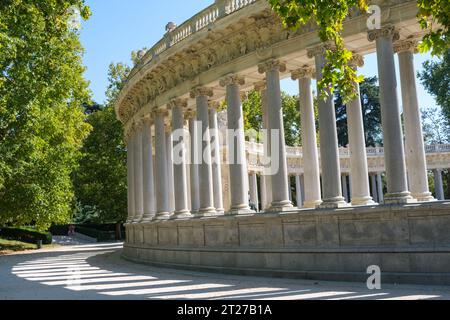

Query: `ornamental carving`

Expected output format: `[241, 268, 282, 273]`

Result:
[291, 66, 315, 80]
[367, 24, 400, 42]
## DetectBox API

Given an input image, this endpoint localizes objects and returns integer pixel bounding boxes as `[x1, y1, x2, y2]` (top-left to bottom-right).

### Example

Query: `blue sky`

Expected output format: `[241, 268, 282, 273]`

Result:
[80, 0, 438, 110]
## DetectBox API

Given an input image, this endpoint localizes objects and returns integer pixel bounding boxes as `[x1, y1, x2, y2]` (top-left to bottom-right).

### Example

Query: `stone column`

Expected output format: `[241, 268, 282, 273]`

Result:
[292, 67, 322, 208]
[170, 99, 192, 219]
[133, 123, 144, 223]
[377, 173, 384, 203]
[308, 45, 347, 208]
[126, 132, 135, 223]
[166, 129, 175, 214]
[342, 174, 349, 203]
[142, 119, 156, 222]
[370, 174, 379, 203]
[249, 172, 259, 212]
[346, 54, 376, 206]
[295, 175, 304, 208]
[220, 75, 253, 214]
[190, 87, 216, 216]
[258, 60, 294, 211]
[154, 110, 170, 220]
[255, 81, 273, 210]
[260, 175, 268, 210]
[434, 169, 445, 200]
[395, 39, 435, 202]
[187, 112, 200, 214]
[368, 25, 414, 204]
[209, 101, 225, 214]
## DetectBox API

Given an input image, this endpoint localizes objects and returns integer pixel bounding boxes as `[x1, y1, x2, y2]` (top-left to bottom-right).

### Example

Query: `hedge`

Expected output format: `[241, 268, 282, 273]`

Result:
[49, 224, 125, 240]
[75, 226, 116, 242]
[0, 227, 53, 245]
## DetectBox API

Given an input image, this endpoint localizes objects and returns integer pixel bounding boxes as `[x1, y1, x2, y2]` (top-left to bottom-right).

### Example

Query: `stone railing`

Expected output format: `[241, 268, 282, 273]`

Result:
[245, 142, 450, 158]
[125, 0, 258, 84]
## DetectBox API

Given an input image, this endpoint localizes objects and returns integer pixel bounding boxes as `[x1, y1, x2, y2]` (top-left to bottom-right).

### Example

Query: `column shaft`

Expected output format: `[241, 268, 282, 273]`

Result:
[192, 89, 216, 216]
[260, 87, 273, 209]
[166, 131, 175, 214]
[209, 105, 225, 214]
[127, 134, 135, 223]
[369, 26, 414, 204]
[371, 174, 379, 203]
[297, 74, 322, 208]
[311, 50, 346, 208]
[397, 44, 434, 201]
[142, 121, 156, 222]
[154, 112, 170, 219]
[188, 116, 200, 213]
[133, 126, 144, 222]
[171, 103, 191, 218]
[377, 173, 384, 203]
[434, 169, 445, 200]
[222, 76, 253, 214]
[249, 172, 259, 212]
[295, 175, 304, 208]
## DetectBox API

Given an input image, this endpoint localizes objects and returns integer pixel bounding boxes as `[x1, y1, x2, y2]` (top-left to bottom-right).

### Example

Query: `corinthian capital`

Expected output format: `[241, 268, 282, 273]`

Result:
[219, 74, 245, 87]
[367, 24, 400, 42]
[349, 53, 365, 68]
[291, 65, 316, 80]
[190, 87, 214, 99]
[257, 59, 287, 74]
[168, 98, 188, 110]
[253, 80, 266, 92]
[393, 38, 419, 54]
[208, 100, 221, 110]
[307, 42, 336, 59]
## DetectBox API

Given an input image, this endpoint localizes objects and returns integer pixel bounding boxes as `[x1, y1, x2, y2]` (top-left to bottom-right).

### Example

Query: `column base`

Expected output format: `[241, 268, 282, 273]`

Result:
[172, 211, 193, 220]
[384, 192, 417, 205]
[318, 197, 348, 209]
[412, 192, 436, 202]
[132, 218, 142, 224]
[303, 200, 323, 209]
[215, 208, 225, 215]
[229, 208, 255, 215]
[196, 207, 218, 218]
[351, 197, 378, 206]
[154, 213, 171, 220]
[269, 200, 295, 212]
[141, 214, 156, 222]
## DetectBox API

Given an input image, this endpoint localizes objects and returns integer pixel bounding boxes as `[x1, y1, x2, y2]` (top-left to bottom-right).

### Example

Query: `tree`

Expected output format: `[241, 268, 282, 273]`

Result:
[268, 0, 450, 102]
[0, 1, 92, 231]
[421, 107, 450, 144]
[242, 91, 301, 146]
[419, 50, 450, 124]
[334, 77, 382, 147]
[72, 63, 131, 233]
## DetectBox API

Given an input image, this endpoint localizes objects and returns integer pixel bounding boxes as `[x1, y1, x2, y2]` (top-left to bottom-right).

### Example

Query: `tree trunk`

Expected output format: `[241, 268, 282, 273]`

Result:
[115, 222, 122, 241]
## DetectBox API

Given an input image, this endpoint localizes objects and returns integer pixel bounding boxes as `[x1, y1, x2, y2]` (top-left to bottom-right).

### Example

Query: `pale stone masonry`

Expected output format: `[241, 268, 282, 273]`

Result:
[117, 0, 450, 284]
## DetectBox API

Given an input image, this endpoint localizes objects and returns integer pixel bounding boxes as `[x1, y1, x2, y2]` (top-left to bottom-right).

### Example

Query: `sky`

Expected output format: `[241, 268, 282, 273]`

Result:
[80, 0, 439, 111]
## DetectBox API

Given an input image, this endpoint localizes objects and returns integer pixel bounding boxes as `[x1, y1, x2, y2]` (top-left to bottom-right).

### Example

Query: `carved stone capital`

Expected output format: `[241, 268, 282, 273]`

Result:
[184, 109, 197, 120]
[349, 53, 365, 68]
[394, 38, 419, 54]
[254, 80, 266, 92]
[208, 100, 221, 110]
[257, 59, 287, 74]
[307, 42, 336, 59]
[367, 24, 400, 42]
[153, 107, 169, 117]
[240, 91, 248, 101]
[190, 87, 214, 98]
[219, 74, 245, 87]
[291, 65, 315, 80]
[168, 98, 188, 110]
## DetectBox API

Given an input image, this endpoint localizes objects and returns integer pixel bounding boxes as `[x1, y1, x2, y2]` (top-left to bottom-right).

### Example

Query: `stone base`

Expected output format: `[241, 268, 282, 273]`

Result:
[303, 200, 323, 209]
[412, 192, 436, 203]
[351, 197, 378, 207]
[124, 202, 450, 286]
[154, 213, 171, 221]
[318, 197, 349, 209]
[384, 192, 417, 205]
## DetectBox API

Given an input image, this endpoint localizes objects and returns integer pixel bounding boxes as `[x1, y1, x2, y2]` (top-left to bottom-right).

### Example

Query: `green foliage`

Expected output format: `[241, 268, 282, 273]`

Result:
[242, 90, 301, 146]
[268, 0, 450, 102]
[421, 107, 450, 144]
[0, 0, 92, 231]
[268, 0, 367, 103]
[417, 0, 450, 56]
[334, 77, 382, 147]
[419, 50, 450, 124]
[72, 63, 131, 224]
[0, 227, 52, 245]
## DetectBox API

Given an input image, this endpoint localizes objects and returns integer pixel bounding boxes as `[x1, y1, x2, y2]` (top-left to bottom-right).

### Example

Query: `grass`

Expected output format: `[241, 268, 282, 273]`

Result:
[0, 238, 57, 255]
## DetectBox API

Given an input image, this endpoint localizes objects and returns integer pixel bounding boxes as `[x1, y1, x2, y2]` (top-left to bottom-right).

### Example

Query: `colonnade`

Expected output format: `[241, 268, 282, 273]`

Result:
[126, 25, 446, 222]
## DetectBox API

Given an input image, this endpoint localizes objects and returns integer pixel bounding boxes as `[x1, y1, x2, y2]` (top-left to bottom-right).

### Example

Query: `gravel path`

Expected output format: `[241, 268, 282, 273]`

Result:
[1, 243, 450, 300]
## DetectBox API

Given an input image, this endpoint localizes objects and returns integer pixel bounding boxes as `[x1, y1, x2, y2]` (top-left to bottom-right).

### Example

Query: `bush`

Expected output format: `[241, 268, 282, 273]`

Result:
[0, 227, 52, 245]
[75, 226, 116, 242]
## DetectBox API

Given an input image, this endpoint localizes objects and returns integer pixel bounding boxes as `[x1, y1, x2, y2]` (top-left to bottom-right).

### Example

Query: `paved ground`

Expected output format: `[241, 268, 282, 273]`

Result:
[1, 243, 450, 300]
